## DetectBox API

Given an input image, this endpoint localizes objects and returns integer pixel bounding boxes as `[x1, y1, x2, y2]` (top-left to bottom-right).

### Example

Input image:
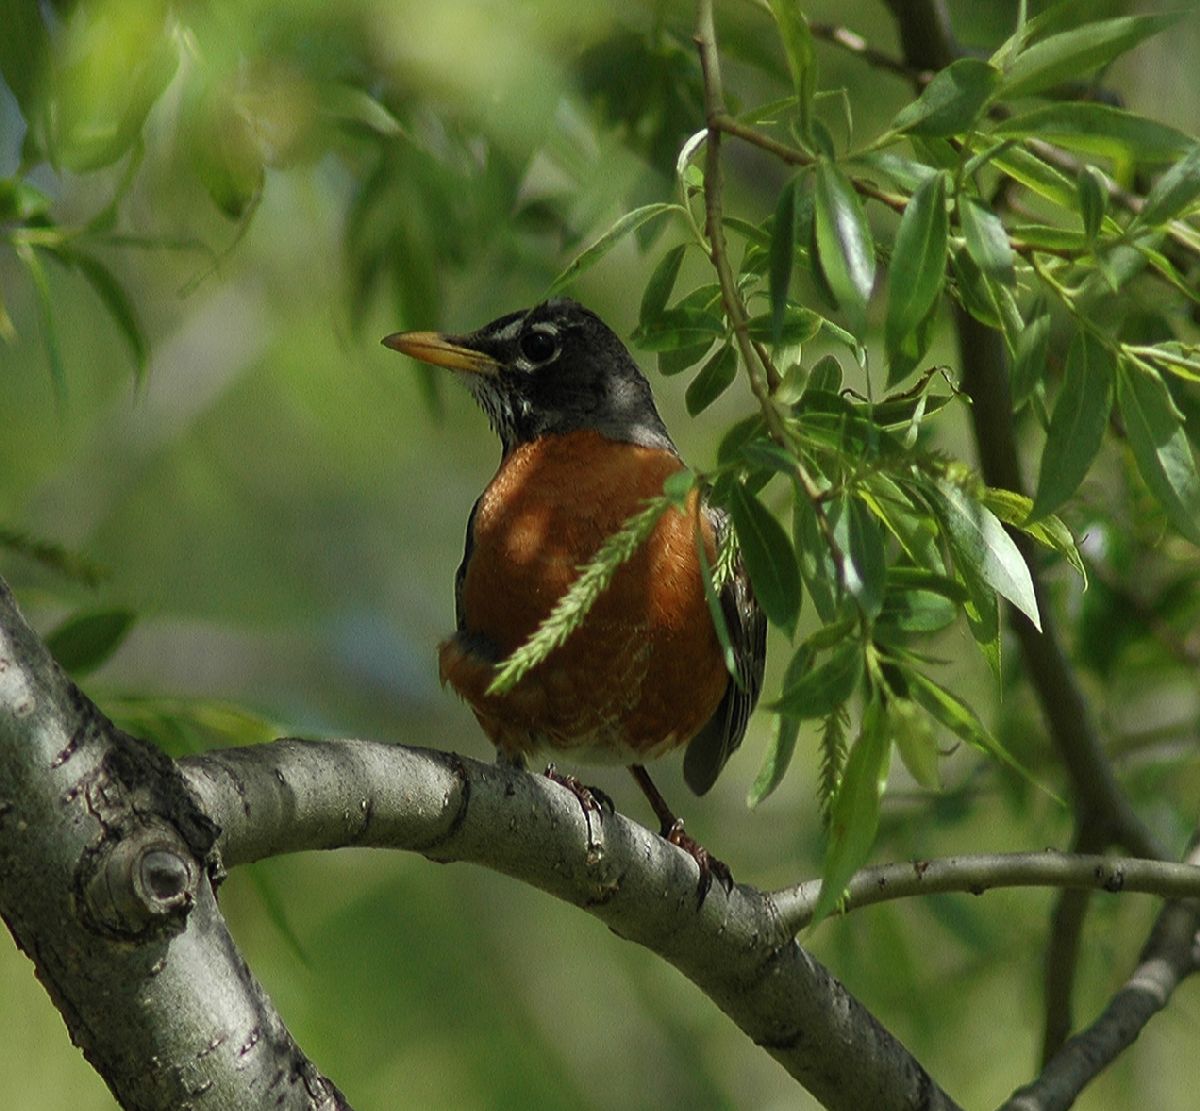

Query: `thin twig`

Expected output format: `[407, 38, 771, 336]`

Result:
[771, 850, 1200, 935]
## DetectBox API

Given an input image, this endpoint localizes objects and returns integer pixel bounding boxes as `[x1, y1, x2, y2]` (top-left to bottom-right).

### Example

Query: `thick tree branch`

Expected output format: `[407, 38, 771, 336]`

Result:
[771, 850, 1200, 934]
[0, 580, 348, 1110]
[182, 738, 962, 1111]
[0, 574, 957, 1110]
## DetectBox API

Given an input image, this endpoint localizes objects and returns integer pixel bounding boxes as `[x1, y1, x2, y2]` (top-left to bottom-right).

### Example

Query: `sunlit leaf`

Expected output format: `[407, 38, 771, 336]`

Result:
[813, 159, 875, 329]
[1134, 145, 1200, 229]
[748, 643, 813, 808]
[768, 0, 816, 141]
[889, 696, 940, 789]
[993, 103, 1192, 166]
[929, 479, 1041, 631]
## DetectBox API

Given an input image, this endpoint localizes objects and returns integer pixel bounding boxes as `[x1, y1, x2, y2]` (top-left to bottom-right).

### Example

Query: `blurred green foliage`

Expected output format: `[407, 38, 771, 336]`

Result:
[3, 0, 1200, 1108]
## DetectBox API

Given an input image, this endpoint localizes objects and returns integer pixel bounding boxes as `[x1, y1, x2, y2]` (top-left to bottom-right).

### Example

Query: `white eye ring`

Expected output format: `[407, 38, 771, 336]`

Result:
[518, 325, 560, 366]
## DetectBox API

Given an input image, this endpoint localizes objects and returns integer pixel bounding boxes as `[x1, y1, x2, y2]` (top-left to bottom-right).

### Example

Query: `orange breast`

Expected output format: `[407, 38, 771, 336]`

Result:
[439, 429, 728, 764]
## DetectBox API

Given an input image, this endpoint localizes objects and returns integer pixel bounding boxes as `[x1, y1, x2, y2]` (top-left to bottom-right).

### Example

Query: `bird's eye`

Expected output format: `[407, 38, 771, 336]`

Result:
[519, 328, 559, 365]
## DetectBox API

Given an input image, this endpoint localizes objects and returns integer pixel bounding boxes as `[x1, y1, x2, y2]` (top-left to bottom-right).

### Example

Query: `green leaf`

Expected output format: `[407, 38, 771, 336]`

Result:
[746, 306, 822, 347]
[1078, 166, 1107, 244]
[888, 697, 941, 789]
[982, 487, 1086, 581]
[929, 479, 1042, 630]
[640, 244, 687, 327]
[769, 180, 800, 344]
[46, 609, 137, 678]
[795, 500, 840, 623]
[768, 0, 816, 141]
[321, 83, 406, 137]
[1031, 331, 1114, 519]
[992, 103, 1193, 166]
[888, 58, 1000, 138]
[959, 197, 1015, 287]
[0, 0, 52, 114]
[999, 13, 1182, 100]
[632, 306, 725, 352]
[813, 160, 875, 329]
[985, 145, 1077, 210]
[1011, 312, 1050, 409]
[807, 353, 843, 395]
[188, 83, 264, 221]
[1134, 145, 1200, 229]
[1116, 360, 1200, 545]
[729, 482, 802, 634]
[658, 341, 714, 377]
[810, 696, 890, 929]
[685, 344, 738, 415]
[548, 203, 678, 293]
[885, 172, 948, 386]
[836, 497, 886, 620]
[68, 251, 148, 380]
[771, 639, 863, 718]
[747, 644, 812, 807]
[18, 245, 66, 404]
[949, 246, 1001, 330]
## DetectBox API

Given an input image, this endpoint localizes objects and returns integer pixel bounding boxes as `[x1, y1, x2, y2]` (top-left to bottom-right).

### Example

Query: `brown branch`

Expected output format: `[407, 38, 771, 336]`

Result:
[810, 20, 931, 82]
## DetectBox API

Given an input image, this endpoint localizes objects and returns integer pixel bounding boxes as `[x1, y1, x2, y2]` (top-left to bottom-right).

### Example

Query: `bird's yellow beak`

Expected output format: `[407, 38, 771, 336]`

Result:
[381, 331, 499, 376]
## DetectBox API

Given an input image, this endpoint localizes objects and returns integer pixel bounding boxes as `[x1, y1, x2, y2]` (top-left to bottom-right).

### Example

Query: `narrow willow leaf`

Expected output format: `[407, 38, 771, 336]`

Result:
[768, 0, 816, 141]
[770, 639, 863, 718]
[658, 341, 714, 377]
[807, 353, 843, 395]
[885, 172, 948, 385]
[549, 203, 677, 293]
[748, 644, 812, 807]
[1011, 313, 1050, 409]
[1000, 13, 1182, 100]
[729, 482, 802, 634]
[639, 244, 687, 327]
[983, 487, 1086, 581]
[769, 180, 800, 344]
[685, 344, 738, 415]
[809, 696, 890, 930]
[986, 145, 1076, 210]
[18, 245, 66, 403]
[1078, 166, 1107, 243]
[1031, 331, 1114, 519]
[889, 696, 941, 789]
[814, 159, 875, 329]
[930, 479, 1041, 630]
[950, 247, 1001, 329]
[746, 307, 822, 346]
[633, 306, 725, 351]
[959, 197, 1015, 286]
[46, 609, 137, 678]
[837, 497, 886, 619]
[888, 58, 1000, 138]
[1134, 145, 1200, 229]
[993, 103, 1192, 166]
[795, 500, 839, 622]
[69, 250, 148, 379]
[1116, 360, 1200, 545]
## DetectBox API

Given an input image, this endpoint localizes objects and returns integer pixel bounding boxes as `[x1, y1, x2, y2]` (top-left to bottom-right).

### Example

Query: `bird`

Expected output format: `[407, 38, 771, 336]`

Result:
[383, 297, 766, 896]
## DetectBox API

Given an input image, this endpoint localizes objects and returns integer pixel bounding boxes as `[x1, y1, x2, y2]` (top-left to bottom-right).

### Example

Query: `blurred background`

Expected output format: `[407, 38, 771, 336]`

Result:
[2, 0, 1199, 1107]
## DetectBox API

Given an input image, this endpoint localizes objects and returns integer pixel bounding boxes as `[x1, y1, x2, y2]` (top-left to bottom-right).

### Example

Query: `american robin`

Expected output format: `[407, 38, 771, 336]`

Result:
[383, 297, 765, 894]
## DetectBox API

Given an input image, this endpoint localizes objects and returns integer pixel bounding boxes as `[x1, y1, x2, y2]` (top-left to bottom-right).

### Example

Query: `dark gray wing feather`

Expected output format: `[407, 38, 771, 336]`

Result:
[683, 505, 768, 795]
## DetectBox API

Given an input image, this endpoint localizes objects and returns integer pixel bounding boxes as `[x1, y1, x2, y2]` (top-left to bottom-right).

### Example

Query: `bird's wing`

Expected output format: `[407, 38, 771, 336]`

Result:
[683, 504, 768, 795]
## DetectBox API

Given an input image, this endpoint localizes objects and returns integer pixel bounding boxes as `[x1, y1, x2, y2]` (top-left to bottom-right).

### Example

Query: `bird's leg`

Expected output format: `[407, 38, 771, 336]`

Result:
[629, 765, 732, 904]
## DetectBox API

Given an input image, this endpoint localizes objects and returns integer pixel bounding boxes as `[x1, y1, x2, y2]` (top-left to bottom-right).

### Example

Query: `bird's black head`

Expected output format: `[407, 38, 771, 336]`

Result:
[383, 298, 674, 456]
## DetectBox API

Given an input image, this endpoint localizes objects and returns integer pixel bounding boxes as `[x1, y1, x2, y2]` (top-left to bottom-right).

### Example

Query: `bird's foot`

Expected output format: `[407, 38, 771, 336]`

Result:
[662, 818, 734, 907]
[544, 764, 613, 823]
